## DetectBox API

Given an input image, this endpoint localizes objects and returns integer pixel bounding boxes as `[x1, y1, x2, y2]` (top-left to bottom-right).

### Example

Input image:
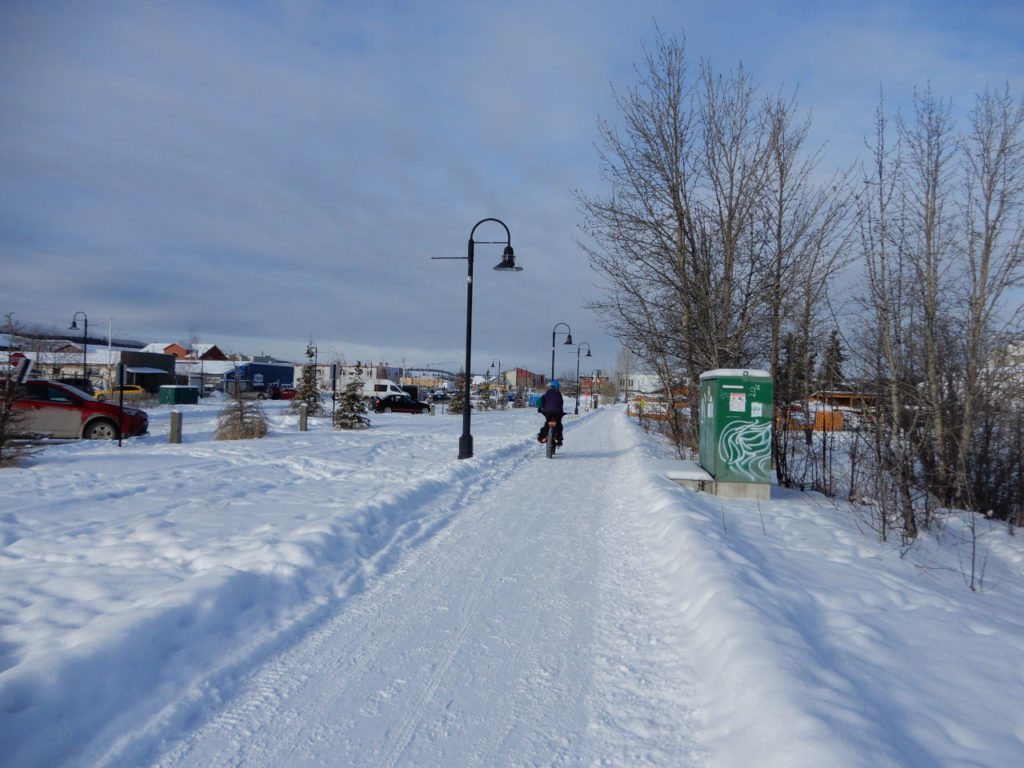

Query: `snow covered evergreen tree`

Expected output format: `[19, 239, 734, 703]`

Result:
[291, 339, 323, 417]
[448, 371, 468, 414]
[333, 380, 370, 430]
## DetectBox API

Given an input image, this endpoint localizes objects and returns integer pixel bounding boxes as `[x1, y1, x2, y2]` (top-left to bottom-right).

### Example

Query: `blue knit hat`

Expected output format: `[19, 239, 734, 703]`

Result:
[550, 380, 560, 388]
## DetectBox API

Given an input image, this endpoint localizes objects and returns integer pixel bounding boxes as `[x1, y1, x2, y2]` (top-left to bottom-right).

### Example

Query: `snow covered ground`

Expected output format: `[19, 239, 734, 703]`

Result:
[1, 399, 1022, 767]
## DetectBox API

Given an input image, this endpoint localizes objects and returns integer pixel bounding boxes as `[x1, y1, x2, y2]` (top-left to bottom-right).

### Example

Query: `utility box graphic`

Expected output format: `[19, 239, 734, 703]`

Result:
[698, 369, 773, 500]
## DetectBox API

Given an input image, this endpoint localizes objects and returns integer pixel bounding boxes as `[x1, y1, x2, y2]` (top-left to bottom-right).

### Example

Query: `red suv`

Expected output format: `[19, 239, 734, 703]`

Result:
[7, 379, 149, 439]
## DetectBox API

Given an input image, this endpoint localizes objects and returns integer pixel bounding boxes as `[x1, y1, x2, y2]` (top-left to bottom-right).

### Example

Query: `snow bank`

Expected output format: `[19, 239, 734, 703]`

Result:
[628, 451, 1024, 767]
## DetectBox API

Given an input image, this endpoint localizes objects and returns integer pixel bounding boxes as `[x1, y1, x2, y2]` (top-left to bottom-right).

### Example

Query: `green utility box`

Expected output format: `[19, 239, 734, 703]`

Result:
[158, 385, 200, 405]
[698, 369, 773, 496]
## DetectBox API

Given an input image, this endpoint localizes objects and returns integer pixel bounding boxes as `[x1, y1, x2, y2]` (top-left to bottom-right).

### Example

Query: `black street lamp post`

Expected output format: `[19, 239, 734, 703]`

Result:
[69, 311, 88, 382]
[574, 342, 592, 414]
[489, 357, 502, 405]
[434, 218, 522, 459]
[551, 322, 573, 382]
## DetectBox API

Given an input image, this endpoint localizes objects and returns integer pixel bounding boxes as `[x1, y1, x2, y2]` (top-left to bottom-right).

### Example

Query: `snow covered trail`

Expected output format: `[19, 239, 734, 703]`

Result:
[116, 409, 696, 765]
[84, 408, 702, 767]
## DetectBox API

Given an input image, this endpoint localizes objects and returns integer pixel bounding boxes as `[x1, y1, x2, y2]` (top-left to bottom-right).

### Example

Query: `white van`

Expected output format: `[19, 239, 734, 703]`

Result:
[361, 379, 406, 400]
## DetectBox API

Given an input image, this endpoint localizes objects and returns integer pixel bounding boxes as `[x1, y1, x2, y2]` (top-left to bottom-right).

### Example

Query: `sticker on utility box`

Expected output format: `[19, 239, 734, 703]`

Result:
[729, 392, 747, 412]
[751, 402, 763, 418]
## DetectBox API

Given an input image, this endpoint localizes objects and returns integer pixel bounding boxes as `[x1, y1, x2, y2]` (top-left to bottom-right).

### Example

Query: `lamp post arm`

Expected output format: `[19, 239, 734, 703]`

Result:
[469, 217, 511, 244]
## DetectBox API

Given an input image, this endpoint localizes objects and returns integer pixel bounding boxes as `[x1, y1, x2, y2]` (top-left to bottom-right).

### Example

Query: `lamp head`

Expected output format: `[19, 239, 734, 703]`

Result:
[564, 333, 573, 345]
[69, 319, 78, 330]
[493, 245, 522, 272]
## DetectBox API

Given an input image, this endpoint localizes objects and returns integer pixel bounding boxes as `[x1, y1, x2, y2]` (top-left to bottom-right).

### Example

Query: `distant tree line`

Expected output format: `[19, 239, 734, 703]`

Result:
[580, 29, 1024, 538]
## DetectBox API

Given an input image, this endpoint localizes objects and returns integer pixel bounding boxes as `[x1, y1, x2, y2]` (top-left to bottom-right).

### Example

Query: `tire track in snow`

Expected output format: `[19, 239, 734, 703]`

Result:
[376, 461, 542, 768]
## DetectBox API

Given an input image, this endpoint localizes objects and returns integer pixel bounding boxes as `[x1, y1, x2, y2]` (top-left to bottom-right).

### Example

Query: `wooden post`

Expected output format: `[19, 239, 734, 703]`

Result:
[169, 411, 182, 444]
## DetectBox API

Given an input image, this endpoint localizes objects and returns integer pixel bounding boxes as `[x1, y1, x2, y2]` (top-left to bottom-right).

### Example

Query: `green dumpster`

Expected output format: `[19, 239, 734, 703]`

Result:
[159, 385, 200, 405]
[698, 369, 773, 485]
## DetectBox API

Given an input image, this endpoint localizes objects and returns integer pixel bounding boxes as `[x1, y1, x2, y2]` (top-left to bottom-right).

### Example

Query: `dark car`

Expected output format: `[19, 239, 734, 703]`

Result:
[430, 392, 451, 403]
[57, 377, 96, 396]
[8, 379, 149, 439]
[372, 394, 430, 414]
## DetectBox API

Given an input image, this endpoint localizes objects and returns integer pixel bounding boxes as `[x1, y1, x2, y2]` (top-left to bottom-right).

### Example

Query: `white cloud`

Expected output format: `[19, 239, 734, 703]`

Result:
[2, 0, 1020, 374]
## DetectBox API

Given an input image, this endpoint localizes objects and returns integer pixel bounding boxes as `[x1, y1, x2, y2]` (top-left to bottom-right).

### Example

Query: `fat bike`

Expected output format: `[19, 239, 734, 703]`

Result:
[545, 417, 558, 458]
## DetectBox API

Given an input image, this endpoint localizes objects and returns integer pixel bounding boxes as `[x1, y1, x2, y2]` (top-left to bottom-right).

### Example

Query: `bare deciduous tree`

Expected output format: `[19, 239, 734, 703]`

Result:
[854, 84, 1024, 536]
[578, 28, 850, 465]
[1, 313, 43, 466]
[215, 364, 269, 441]
[854, 94, 922, 540]
[956, 85, 1024, 510]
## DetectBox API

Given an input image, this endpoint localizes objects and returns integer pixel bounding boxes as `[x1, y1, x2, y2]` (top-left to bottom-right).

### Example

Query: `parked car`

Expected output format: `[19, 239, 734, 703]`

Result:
[372, 394, 430, 414]
[239, 387, 269, 400]
[430, 392, 451, 403]
[8, 379, 149, 439]
[269, 385, 298, 400]
[94, 384, 146, 401]
[220, 383, 269, 399]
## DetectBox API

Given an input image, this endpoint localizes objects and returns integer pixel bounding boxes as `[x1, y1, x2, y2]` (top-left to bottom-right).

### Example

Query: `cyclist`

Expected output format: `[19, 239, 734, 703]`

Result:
[537, 380, 565, 446]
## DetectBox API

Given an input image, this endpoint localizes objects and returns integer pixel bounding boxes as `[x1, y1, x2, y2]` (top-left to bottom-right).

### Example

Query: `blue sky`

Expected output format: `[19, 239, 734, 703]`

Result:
[2, 0, 1021, 377]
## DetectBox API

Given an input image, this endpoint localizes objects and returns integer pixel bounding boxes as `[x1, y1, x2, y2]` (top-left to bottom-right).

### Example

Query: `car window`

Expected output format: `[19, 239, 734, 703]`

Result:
[58, 383, 94, 399]
[15, 383, 75, 403]
[46, 385, 76, 403]
[16, 382, 48, 401]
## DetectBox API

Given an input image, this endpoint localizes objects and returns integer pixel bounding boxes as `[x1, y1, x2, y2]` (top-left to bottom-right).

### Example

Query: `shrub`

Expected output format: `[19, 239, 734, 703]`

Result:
[214, 389, 269, 440]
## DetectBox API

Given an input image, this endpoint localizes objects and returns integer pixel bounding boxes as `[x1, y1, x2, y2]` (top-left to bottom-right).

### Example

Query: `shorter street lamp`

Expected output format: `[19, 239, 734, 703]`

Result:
[69, 311, 88, 381]
[551, 322, 573, 382]
[433, 218, 522, 460]
[574, 342, 591, 414]
[488, 357, 503, 405]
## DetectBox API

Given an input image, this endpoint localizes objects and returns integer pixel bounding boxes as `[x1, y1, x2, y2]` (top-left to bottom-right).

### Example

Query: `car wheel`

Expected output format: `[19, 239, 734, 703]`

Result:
[84, 419, 118, 440]
[384, 407, 392, 413]
[96, 395, 107, 402]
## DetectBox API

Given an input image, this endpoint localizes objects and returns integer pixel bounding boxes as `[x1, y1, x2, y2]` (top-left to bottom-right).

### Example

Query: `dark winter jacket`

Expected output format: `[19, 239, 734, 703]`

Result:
[539, 388, 564, 415]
